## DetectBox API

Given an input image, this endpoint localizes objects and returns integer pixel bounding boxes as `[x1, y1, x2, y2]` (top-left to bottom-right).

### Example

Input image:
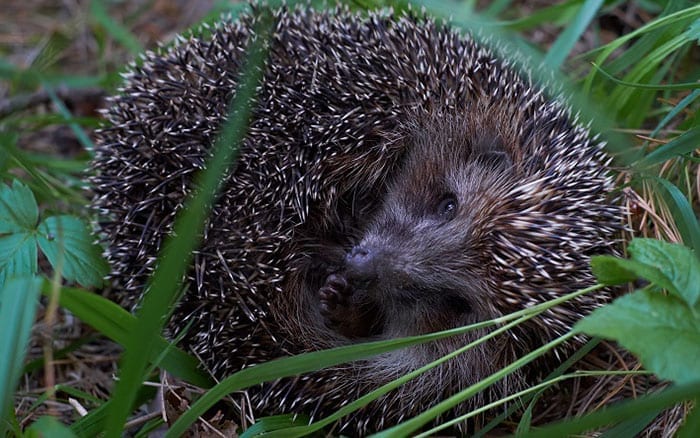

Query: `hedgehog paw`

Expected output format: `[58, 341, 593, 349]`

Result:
[319, 273, 352, 323]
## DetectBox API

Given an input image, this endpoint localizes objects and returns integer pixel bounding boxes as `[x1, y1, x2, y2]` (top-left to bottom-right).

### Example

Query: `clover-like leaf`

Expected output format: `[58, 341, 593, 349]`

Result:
[0, 234, 38, 287]
[37, 215, 108, 288]
[576, 290, 700, 385]
[0, 180, 38, 234]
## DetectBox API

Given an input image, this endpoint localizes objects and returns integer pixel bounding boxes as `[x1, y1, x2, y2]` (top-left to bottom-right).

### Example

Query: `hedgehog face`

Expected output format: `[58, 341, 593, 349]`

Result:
[320, 115, 515, 339]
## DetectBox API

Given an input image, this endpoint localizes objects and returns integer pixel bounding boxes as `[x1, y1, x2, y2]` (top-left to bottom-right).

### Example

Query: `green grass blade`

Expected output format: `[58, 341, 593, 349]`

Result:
[42, 282, 213, 388]
[583, 4, 700, 93]
[44, 85, 96, 154]
[642, 127, 700, 166]
[0, 276, 42, 435]
[70, 387, 157, 437]
[472, 338, 601, 437]
[592, 63, 700, 90]
[654, 178, 700, 254]
[599, 410, 661, 438]
[172, 285, 602, 437]
[515, 382, 700, 437]
[603, 0, 691, 76]
[544, 0, 604, 69]
[503, 0, 585, 31]
[89, 0, 143, 54]
[371, 333, 575, 437]
[102, 10, 275, 437]
[258, 314, 537, 438]
[649, 89, 700, 140]
[167, 321, 498, 438]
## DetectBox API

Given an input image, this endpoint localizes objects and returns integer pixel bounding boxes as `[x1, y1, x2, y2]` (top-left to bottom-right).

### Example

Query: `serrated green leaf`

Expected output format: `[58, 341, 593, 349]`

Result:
[628, 238, 700, 309]
[0, 276, 42, 435]
[24, 416, 77, 438]
[36, 215, 108, 288]
[0, 179, 39, 233]
[575, 290, 700, 384]
[0, 233, 38, 287]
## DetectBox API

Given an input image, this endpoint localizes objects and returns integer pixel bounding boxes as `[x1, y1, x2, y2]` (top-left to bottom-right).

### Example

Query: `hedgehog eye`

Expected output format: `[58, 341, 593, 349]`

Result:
[437, 195, 458, 220]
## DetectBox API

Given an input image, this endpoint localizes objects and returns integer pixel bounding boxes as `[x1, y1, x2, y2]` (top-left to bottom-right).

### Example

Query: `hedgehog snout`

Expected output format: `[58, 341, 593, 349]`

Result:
[345, 245, 379, 284]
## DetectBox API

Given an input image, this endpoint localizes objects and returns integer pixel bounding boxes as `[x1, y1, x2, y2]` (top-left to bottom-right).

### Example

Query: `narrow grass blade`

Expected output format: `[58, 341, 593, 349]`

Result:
[103, 10, 275, 437]
[515, 382, 700, 437]
[655, 178, 700, 254]
[172, 285, 602, 437]
[370, 333, 575, 437]
[504, 0, 585, 31]
[42, 283, 212, 388]
[89, 0, 143, 54]
[0, 276, 42, 435]
[166, 321, 499, 438]
[44, 85, 96, 154]
[544, 0, 604, 69]
[642, 127, 700, 166]
[592, 63, 700, 91]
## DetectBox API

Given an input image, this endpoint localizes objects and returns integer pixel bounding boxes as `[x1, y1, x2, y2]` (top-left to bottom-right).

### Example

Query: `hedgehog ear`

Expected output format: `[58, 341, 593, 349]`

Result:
[475, 150, 512, 172]
[471, 133, 512, 172]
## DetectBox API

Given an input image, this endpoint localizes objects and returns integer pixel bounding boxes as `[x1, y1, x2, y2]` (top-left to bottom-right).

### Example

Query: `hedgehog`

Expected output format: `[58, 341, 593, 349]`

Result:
[91, 4, 625, 434]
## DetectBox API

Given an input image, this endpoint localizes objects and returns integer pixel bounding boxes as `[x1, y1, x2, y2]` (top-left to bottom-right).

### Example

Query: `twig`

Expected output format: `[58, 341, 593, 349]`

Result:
[0, 86, 104, 118]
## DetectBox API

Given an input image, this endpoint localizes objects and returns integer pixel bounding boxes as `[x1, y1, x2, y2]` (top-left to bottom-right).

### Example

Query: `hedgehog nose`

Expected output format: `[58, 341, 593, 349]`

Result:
[345, 245, 377, 281]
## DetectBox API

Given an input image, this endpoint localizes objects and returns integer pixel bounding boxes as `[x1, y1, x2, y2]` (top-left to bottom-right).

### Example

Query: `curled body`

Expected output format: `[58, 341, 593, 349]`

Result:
[92, 5, 625, 434]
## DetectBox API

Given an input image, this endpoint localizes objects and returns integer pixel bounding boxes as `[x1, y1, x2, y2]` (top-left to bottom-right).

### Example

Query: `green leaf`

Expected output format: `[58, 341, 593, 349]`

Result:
[592, 239, 700, 310]
[25, 416, 77, 438]
[37, 215, 109, 288]
[575, 290, 700, 385]
[590, 255, 643, 285]
[0, 276, 42, 435]
[0, 179, 38, 233]
[598, 410, 661, 438]
[629, 238, 700, 309]
[0, 233, 38, 287]
[504, 0, 585, 31]
[70, 386, 158, 437]
[164, 323, 483, 438]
